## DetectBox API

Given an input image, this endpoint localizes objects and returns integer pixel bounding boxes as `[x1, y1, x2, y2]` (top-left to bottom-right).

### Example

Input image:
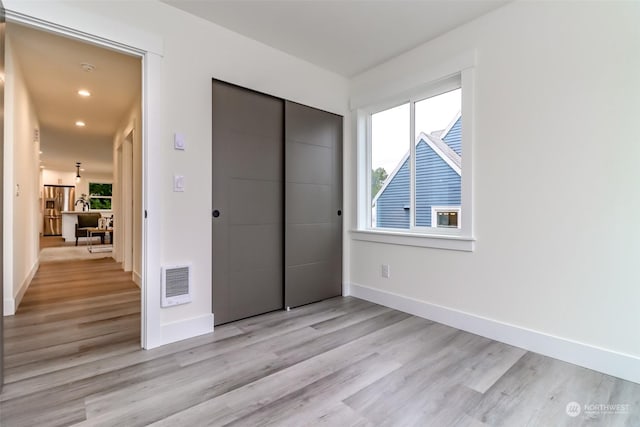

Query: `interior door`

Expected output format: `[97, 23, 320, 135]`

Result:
[212, 80, 284, 325]
[0, 0, 6, 392]
[284, 101, 342, 308]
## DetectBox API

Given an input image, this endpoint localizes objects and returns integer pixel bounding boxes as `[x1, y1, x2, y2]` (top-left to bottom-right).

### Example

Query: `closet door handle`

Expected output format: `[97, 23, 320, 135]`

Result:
[212, 210, 220, 218]
[337, 210, 342, 216]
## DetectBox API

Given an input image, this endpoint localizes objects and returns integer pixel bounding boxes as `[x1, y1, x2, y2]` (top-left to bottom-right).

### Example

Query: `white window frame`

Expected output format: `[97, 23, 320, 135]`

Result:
[431, 206, 461, 229]
[351, 51, 476, 251]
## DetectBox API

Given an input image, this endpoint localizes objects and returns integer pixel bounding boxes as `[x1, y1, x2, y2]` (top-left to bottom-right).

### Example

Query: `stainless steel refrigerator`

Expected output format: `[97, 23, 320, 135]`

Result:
[43, 185, 75, 236]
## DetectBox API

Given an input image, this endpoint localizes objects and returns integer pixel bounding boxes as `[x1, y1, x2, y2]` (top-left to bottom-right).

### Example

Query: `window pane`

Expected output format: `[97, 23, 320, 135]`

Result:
[437, 211, 458, 228]
[89, 182, 112, 196]
[90, 197, 112, 210]
[414, 89, 461, 228]
[371, 103, 410, 229]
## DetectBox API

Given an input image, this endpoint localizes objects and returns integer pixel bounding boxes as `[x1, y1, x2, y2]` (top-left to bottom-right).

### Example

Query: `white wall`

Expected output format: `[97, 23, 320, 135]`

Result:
[3, 35, 41, 315]
[348, 1, 640, 379]
[6, 1, 350, 342]
[42, 169, 76, 186]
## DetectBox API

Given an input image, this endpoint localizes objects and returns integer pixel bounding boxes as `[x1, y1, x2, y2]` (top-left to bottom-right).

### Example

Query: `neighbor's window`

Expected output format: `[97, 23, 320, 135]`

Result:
[89, 182, 112, 210]
[370, 87, 461, 231]
[431, 206, 461, 229]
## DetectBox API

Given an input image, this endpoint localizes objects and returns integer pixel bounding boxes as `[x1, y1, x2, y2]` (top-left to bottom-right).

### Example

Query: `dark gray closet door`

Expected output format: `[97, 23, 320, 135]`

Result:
[285, 101, 342, 308]
[212, 80, 284, 325]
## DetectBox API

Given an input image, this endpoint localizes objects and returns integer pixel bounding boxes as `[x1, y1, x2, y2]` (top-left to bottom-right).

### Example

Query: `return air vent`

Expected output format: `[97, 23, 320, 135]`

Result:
[161, 265, 191, 307]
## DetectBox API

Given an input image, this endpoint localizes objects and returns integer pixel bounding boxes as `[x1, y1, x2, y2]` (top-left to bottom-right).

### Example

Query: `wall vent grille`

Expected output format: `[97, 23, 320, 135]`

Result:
[161, 265, 191, 307]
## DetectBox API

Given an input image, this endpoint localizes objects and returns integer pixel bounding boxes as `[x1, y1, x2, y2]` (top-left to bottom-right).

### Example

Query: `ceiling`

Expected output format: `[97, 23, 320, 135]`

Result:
[163, 0, 509, 77]
[7, 2, 507, 175]
[7, 23, 141, 175]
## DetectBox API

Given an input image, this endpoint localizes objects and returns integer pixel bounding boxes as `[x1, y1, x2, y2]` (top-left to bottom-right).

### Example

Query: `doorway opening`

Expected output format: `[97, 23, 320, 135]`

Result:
[1, 21, 144, 383]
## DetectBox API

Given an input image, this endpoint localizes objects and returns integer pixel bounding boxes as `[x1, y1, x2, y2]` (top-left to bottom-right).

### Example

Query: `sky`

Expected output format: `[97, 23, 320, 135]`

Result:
[371, 88, 461, 175]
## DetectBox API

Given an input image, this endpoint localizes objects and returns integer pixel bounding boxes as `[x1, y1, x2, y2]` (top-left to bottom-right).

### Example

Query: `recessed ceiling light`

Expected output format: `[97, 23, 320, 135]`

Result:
[39, 150, 43, 154]
[75, 121, 86, 127]
[78, 89, 91, 97]
[40, 165, 45, 169]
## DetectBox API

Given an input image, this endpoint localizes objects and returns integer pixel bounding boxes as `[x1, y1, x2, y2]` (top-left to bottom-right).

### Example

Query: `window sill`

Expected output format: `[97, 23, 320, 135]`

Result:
[350, 229, 475, 252]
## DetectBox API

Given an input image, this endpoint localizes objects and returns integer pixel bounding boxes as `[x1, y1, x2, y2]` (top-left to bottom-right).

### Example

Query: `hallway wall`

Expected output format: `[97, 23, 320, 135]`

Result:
[3, 34, 41, 315]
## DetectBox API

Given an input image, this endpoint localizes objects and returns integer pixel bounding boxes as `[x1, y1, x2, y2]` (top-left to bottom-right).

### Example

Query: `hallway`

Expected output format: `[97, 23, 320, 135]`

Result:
[0, 258, 140, 425]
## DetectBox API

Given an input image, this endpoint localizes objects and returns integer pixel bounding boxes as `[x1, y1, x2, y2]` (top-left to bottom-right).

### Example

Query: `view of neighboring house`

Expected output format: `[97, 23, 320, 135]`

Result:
[373, 113, 462, 229]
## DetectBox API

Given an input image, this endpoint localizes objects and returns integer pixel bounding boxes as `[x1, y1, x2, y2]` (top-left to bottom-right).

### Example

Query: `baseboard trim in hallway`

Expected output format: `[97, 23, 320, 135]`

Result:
[3, 260, 39, 316]
[349, 282, 640, 385]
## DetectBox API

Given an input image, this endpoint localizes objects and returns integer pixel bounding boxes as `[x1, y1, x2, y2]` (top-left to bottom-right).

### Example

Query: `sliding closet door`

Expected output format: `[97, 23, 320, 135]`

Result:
[285, 101, 342, 308]
[212, 80, 284, 325]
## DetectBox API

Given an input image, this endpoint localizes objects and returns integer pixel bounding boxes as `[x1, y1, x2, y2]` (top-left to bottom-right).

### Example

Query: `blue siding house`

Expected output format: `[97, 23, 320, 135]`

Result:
[374, 113, 461, 229]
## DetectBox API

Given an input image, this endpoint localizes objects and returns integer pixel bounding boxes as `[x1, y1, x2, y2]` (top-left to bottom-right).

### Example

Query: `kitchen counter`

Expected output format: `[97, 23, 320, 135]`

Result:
[61, 211, 113, 243]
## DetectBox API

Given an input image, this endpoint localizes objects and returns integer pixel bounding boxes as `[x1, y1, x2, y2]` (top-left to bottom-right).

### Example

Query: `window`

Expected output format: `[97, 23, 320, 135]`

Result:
[431, 206, 461, 228]
[89, 182, 112, 210]
[353, 53, 475, 251]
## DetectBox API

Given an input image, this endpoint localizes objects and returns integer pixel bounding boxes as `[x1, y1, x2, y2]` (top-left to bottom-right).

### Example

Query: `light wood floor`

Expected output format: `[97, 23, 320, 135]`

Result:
[40, 236, 76, 249]
[1, 260, 639, 426]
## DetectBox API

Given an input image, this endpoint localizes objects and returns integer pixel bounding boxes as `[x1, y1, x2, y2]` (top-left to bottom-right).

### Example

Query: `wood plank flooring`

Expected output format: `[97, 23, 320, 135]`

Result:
[1, 260, 639, 426]
[39, 236, 76, 249]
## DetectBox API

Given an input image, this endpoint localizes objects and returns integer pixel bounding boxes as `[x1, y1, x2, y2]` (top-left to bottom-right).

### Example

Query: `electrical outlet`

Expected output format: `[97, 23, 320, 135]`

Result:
[381, 264, 390, 279]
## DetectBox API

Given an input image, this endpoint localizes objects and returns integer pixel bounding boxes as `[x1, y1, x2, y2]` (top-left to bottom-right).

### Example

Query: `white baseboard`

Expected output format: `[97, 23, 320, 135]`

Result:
[3, 260, 39, 316]
[349, 282, 640, 385]
[160, 313, 214, 346]
[132, 271, 142, 288]
[15, 260, 39, 311]
[3, 298, 14, 316]
[342, 281, 351, 296]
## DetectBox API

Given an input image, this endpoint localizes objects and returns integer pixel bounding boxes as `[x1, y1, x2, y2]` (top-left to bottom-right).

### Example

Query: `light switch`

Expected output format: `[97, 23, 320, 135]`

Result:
[174, 133, 185, 150]
[174, 175, 185, 192]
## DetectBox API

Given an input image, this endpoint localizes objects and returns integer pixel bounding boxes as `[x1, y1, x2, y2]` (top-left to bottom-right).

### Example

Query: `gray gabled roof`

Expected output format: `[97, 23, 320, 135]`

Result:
[422, 132, 461, 172]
